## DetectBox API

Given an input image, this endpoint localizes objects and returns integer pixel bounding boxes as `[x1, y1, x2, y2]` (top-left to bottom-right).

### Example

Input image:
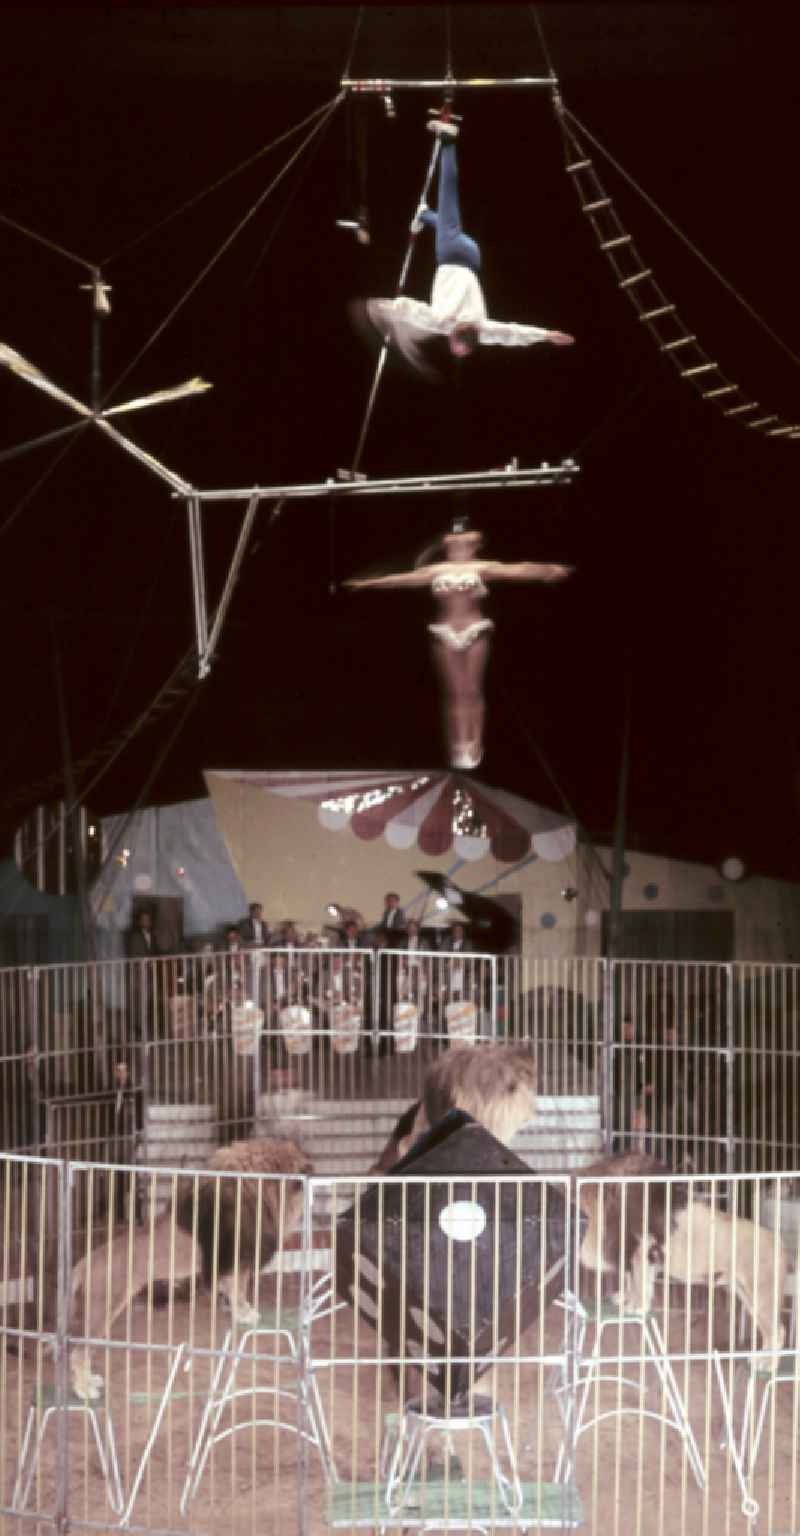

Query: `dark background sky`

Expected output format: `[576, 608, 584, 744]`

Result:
[1, 4, 798, 878]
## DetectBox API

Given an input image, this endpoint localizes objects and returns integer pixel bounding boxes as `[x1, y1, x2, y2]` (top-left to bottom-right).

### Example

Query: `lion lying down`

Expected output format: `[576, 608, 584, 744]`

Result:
[69, 1136, 312, 1401]
[573, 1152, 786, 1355]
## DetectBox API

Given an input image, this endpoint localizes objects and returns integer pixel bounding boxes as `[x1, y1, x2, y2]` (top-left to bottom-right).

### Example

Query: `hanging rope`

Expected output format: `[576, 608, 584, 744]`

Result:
[555, 101, 800, 440]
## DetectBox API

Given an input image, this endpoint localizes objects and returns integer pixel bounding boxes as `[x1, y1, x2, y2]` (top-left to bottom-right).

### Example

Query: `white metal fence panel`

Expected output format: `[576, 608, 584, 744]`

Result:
[2, 1153, 800, 1534]
[4, 954, 800, 1177]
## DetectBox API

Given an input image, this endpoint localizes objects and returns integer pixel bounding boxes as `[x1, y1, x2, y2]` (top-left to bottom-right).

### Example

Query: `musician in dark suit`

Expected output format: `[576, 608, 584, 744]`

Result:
[127, 908, 160, 959]
[379, 892, 406, 937]
[439, 921, 473, 955]
[239, 901, 270, 948]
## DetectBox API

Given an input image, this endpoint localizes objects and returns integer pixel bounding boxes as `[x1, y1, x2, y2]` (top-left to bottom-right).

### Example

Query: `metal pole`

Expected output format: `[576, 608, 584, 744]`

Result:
[54, 1161, 73, 1534]
[52, 624, 94, 960]
[186, 496, 209, 669]
[601, 958, 615, 1151]
[725, 962, 735, 1176]
[184, 460, 579, 504]
[351, 136, 441, 474]
[342, 75, 557, 92]
[201, 492, 266, 678]
[94, 416, 193, 494]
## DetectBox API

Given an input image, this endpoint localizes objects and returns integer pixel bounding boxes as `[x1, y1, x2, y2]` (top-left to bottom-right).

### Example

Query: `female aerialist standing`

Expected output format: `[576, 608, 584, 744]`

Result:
[346, 526, 571, 770]
[360, 114, 575, 377]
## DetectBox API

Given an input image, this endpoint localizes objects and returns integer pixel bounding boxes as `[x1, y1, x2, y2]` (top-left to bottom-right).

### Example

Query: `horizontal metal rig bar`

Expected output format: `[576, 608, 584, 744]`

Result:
[341, 75, 556, 93]
[178, 460, 580, 505]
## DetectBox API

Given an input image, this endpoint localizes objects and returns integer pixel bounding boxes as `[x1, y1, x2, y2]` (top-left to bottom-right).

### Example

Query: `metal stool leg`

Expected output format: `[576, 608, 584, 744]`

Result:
[11, 1405, 51, 1512]
[644, 1316, 705, 1489]
[13, 1397, 123, 1516]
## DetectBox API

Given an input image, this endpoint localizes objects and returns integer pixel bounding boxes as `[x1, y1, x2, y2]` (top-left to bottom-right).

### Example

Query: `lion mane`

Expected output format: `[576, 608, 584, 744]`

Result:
[373, 1043, 537, 1171]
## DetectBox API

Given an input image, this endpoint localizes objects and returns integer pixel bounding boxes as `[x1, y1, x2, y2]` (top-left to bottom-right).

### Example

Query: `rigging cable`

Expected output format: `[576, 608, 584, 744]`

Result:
[98, 95, 345, 269]
[0, 423, 93, 542]
[0, 211, 96, 275]
[527, 4, 798, 437]
[0, 418, 90, 469]
[561, 105, 800, 371]
[0, 642, 196, 815]
[99, 92, 345, 410]
[0, 97, 345, 541]
[528, 5, 556, 81]
[87, 685, 201, 913]
[349, 135, 441, 475]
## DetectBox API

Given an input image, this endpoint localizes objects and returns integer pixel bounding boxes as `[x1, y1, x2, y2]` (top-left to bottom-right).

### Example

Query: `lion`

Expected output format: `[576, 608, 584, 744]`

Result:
[372, 1042, 538, 1171]
[573, 1152, 786, 1354]
[69, 1136, 312, 1401]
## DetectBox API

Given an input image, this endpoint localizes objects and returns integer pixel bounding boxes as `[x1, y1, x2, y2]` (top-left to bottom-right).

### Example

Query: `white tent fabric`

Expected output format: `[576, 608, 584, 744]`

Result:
[207, 769, 576, 865]
[92, 798, 248, 955]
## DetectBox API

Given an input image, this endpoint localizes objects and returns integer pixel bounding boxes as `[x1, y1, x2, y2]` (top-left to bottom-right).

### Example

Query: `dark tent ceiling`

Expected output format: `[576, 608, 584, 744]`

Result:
[1, 5, 798, 879]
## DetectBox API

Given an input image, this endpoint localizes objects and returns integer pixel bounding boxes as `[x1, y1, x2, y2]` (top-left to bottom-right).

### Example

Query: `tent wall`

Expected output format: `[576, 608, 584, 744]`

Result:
[92, 799, 248, 957]
[205, 775, 800, 961]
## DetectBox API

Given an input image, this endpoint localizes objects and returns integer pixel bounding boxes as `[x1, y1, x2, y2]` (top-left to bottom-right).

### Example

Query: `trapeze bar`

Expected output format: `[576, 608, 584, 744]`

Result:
[180, 461, 579, 505]
[341, 75, 555, 93]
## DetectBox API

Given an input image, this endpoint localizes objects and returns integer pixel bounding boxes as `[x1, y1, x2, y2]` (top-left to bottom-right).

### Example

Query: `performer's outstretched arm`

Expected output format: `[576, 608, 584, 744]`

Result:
[345, 569, 433, 591]
[478, 320, 575, 348]
[481, 560, 573, 584]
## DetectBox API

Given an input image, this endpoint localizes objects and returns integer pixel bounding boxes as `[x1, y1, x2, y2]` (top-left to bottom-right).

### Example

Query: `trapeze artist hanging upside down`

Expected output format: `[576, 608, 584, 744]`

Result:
[354, 113, 575, 379]
[346, 523, 572, 771]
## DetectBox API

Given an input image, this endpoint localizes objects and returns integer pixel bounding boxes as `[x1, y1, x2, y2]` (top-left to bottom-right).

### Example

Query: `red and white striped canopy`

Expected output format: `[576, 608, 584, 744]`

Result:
[207, 770, 575, 865]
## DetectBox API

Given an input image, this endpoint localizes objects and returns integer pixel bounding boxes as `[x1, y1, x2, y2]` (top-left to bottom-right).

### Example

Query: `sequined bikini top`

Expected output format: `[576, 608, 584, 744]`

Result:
[431, 569, 487, 597]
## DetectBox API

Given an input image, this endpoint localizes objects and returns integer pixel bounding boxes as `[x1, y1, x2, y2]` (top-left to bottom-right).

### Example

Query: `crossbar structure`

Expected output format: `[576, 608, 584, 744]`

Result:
[180, 460, 578, 505]
[183, 462, 578, 677]
[341, 76, 557, 93]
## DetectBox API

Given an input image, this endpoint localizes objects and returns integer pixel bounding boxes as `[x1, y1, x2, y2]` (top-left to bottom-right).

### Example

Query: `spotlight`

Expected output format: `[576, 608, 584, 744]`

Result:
[720, 856, 747, 883]
[435, 896, 449, 912]
[324, 902, 365, 929]
[561, 887, 578, 902]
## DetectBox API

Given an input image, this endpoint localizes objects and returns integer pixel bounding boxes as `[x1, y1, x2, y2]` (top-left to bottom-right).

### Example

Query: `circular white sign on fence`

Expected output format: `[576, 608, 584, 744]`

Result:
[438, 1200, 486, 1243]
